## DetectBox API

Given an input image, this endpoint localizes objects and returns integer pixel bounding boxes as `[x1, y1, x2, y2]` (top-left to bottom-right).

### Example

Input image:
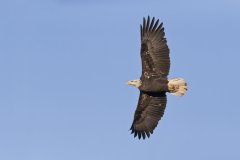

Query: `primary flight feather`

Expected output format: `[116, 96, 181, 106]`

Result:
[127, 16, 188, 139]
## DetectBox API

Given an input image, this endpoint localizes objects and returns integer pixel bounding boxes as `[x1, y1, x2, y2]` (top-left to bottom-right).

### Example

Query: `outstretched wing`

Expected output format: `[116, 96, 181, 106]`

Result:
[130, 92, 167, 139]
[140, 16, 170, 80]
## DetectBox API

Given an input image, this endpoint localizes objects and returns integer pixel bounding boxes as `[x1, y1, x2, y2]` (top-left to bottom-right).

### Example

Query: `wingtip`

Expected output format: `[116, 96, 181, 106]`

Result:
[146, 132, 150, 138]
[142, 132, 146, 139]
[130, 129, 152, 140]
[143, 17, 146, 23]
[134, 131, 137, 138]
[137, 132, 141, 139]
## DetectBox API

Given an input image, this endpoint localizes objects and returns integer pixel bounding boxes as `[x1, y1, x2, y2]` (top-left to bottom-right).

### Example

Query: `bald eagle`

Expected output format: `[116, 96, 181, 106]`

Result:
[127, 16, 188, 139]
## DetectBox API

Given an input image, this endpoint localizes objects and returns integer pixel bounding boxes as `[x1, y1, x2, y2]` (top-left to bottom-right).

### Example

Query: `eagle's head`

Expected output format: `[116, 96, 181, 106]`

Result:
[127, 79, 142, 88]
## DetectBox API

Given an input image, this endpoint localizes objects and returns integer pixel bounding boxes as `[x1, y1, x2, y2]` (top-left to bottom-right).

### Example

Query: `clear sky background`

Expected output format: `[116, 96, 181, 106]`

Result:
[1, 0, 240, 160]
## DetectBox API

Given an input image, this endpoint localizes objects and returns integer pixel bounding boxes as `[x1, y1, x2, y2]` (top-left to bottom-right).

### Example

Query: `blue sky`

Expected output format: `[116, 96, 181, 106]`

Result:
[1, 0, 240, 159]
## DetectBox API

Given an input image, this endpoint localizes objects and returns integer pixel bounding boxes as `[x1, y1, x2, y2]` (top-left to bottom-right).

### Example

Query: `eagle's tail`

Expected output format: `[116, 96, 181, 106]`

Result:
[168, 78, 188, 96]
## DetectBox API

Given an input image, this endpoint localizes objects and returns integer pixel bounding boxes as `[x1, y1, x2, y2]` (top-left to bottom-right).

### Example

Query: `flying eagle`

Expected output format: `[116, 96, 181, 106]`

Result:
[127, 16, 188, 139]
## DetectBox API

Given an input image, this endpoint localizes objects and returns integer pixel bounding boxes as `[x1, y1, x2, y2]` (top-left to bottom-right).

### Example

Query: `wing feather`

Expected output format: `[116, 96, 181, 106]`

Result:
[152, 19, 159, 32]
[140, 16, 170, 79]
[149, 17, 155, 32]
[146, 16, 150, 33]
[130, 92, 167, 139]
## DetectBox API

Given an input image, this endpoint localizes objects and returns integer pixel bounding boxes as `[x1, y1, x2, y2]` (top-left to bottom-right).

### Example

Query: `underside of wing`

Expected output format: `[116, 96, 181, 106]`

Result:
[130, 92, 167, 139]
[140, 16, 170, 79]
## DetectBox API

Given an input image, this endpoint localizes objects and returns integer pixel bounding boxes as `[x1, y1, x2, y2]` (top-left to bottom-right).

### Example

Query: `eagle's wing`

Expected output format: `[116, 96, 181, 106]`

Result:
[130, 92, 167, 139]
[140, 16, 170, 80]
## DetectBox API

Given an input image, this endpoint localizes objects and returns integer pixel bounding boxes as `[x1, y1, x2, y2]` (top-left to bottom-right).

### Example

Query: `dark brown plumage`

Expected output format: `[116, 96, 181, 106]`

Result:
[140, 16, 170, 79]
[130, 16, 170, 139]
[130, 92, 167, 139]
[128, 16, 187, 139]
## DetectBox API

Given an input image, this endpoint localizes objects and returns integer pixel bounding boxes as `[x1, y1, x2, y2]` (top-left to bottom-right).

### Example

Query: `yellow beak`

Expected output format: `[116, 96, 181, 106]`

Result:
[127, 81, 132, 85]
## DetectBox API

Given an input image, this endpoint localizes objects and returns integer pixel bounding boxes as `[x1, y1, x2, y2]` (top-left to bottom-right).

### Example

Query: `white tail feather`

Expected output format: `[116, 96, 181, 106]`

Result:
[168, 78, 188, 96]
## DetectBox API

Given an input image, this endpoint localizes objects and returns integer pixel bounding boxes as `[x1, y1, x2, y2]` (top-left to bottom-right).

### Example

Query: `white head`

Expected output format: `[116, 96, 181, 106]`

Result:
[127, 79, 142, 88]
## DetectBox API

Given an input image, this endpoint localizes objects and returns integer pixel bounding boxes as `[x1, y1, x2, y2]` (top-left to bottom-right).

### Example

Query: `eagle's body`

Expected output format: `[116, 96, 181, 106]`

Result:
[127, 16, 187, 139]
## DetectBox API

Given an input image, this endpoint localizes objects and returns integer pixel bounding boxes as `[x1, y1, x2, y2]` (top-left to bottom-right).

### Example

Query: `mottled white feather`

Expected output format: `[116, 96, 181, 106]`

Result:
[168, 78, 188, 96]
